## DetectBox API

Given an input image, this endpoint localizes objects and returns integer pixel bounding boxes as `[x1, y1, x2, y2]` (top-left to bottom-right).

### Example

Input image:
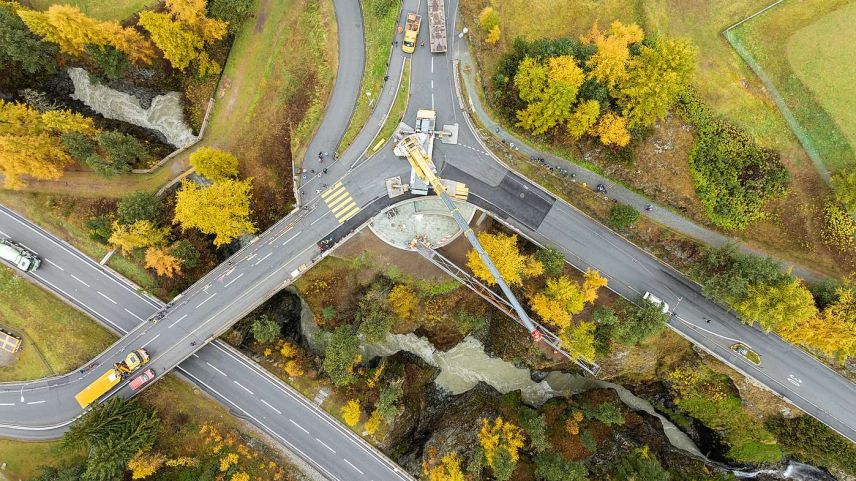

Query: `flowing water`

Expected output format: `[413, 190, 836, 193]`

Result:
[67, 68, 196, 148]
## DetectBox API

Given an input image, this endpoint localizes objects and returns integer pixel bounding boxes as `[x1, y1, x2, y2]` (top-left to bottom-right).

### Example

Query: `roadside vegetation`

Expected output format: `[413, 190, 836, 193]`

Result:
[337, 0, 399, 152]
[370, 58, 411, 151]
[0, 265, 115, 381]
[25, 0, 159, 21]
[11, 376, 305, 481]
[460, 0, 854, 276]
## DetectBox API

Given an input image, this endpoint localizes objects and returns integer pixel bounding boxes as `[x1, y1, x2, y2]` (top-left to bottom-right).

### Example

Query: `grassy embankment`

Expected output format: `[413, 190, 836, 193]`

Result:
[0, 376, 304, 480]
[369, 58, 411, 151]
[0, 265, 115, 382]
[459, 0, 849, 276]
[337, 0, 400, 152]
[730, 0, 856, 173]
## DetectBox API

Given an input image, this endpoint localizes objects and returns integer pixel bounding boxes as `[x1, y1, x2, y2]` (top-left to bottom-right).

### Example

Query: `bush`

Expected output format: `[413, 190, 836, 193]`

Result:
[821, 198, 856, 252]
[323, 325, 360, 386]
[613, 301, 669, 345]
[84, 44, 130, 81]
[809, 278, 842, 310]
[117, 191, 163, 226]
[96, 131, 148, 172]
[609, 204, 640, 230]
[250, 315, 280, 343]
[86, 215, 113, 244]
[207, 0, 254, 34]
[478, 7, 500, 32]
[170, 240, 200, 269]
[535, 246, 566, 277]
[689, 117, 788, 230]
[533, 452, 588, 481]
[585, 402, 625, 426]
[612, 448, 670, 481]
[765, 414, 856, 475]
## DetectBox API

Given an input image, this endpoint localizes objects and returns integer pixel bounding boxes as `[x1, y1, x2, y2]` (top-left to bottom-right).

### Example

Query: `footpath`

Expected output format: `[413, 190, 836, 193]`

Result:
[455, 44, 822, 281]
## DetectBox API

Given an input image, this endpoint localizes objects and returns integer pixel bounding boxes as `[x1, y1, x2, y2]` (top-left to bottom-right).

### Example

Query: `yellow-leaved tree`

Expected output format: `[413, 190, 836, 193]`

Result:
[589, 111, 630, 147]
[341, 399, 361, 427]
[781, 286, 856, 361]
[144, 246, 182, 278]
[581, 21, 644, 89]
[566, 99, 601, 141]
[515, 55, 585, 135]
[0, 100, 96, 188]
[529, 292, 570, 328]
[109, 220, 169, 254]
[189, 147, 239, 182]
[128, 450, 167, 479]
[16, 4, 154, 62]
[173, 179, 256, 246]
[560, 321, 597, 362]
[387, 284, 419, 319]
[582, 268, 608, 304]
[467, 232, 542, 287]
[478, 417, 525, 479]
[734, 279, 818, 333]
[138, 0, 226, 75]
[424, 453, 465, 481]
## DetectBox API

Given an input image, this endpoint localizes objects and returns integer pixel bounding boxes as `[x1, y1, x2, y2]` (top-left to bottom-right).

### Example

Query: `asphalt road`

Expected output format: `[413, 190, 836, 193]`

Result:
[0, 3, 855, 481]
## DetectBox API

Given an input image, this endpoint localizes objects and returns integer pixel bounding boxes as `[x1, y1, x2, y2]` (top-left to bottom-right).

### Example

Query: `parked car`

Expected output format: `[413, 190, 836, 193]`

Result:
[129, 369, 156, 391]
[642, 291, 669, 314]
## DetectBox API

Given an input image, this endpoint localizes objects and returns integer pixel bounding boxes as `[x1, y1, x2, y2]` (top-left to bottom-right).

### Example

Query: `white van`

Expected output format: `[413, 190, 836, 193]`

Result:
[643, 291, 669, 314]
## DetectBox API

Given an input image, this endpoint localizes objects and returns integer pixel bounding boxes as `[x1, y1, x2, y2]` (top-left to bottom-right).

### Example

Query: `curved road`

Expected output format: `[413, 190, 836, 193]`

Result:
[1, 0, 855, 480]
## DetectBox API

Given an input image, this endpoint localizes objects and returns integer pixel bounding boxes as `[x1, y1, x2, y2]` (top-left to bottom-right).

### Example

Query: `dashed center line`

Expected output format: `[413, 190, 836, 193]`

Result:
[224, 272, 244, 288]
[168, 314, 188, 329]
[0, 403, 15, 406]
[26, 400, 46, 405]
[70, 274, 90, 287]
[282, 232, 300, 246]
[344, 459, 364, 475]
[46, 259, 64, 271]
[124, 308, 145, 322]
[290, 419, 309, 434]
[196, 293, 216, 308]
[233, 380, 253, 395]
[261, 399, 282, 415]
[141, 333, 160, 348]
[97, 291, 117, 304]
[315, 438, 336, 453]
[206, 362, 227, 376]
[255, 252, 272, 265]
[309, 216, 323, 226]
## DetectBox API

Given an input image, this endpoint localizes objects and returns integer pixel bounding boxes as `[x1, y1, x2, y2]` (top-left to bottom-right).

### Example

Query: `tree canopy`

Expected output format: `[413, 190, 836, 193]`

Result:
[466, 232, 542, 287]
[173, 179, 256, 246]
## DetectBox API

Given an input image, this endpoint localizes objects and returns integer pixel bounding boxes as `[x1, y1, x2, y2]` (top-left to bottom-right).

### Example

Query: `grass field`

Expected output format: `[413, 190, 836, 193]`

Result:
[205, 0, 337, 227]
[25, 0, 158, 20]
[729, 0, 856, 174]
[0, 265, 115, 382]
[460, 0, 852, 276]
[337, 0, 400, 152]
[370, 58, 411, 152]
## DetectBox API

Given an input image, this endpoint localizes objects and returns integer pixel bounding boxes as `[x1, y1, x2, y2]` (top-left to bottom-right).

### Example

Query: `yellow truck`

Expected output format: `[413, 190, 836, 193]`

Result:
[402, 12, 421, 54]
[75, 349, 150, 409]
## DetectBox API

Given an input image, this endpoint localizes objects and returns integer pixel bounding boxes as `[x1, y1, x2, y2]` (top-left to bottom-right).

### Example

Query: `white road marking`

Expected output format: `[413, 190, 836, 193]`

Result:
[431, 56, 434, 73]
[97, 291, 117, 304]
[255, 252, 272, 265]
[290, 418, 309, 434]
[316, 438, 336, 453]
[70, 274, 90, 287]
[191, 353, 199, 358]
[31, 273, 123, 333]
[124, 308, 145, 322]
[206, 362, 227, 376]
[0, 403, 14, 406]
[26, 400, 46, 405]
[45, 259, 64, 271]
[431, 79, 434, 89]
[196, 293, 216, 308]
[233, 380, 254, 395]
[224, 272, 244, 288]
[141, 334, 160, 348]
[344, 459, 364, 475]
[431, 93, 435, 110]
[282, 232, 300, 246]
[310, 216, 323, 226]
[168, 314, 188, 329]
[261, 399, 282, 415]
[0, 229, 7, 236]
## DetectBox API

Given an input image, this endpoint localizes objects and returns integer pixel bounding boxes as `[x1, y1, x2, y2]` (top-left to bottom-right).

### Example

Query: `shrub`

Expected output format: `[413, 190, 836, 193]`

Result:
[86, 215, 113, 243]
[250, 315, 280, 343]
[765, 414, 856, 475]
[533, 452, 588, 481]
[609, 204, 640, 230]
[821, 198, 855, 252]
[535, 246, 566, 277]
[170, 240, 200, 269]
[323, 325, 360, 386]
[613, 301, 669, 345]
[84, 44, 130, 81]
[478, 7, 500, 32]
[207, 0, 254, 34]
[584, 402, 625, 426]
[117, 191, 163, 226]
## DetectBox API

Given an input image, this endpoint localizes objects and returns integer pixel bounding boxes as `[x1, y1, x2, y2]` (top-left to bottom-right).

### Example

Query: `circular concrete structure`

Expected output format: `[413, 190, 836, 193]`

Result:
[369, 197, 476, 250]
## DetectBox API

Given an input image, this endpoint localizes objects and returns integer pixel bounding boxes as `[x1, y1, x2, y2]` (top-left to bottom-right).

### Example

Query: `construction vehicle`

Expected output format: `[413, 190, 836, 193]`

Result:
[393, 110, 542, 341]
[75, 349, 150, 408]
[0, 238, 41, 272]
[415, 109, 436, 133]
[402, 12, 421, 54]
[428, 0, 447, 53]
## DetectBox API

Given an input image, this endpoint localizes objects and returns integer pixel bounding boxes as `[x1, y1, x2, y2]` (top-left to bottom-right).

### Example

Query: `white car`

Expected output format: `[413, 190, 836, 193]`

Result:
[643, 291, 669, 314]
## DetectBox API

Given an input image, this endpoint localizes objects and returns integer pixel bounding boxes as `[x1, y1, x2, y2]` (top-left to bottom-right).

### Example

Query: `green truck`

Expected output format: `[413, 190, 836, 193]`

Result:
[0, 238, 40, 272]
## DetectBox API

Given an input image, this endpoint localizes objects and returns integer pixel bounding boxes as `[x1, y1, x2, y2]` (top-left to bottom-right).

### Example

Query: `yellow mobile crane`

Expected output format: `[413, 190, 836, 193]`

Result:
[395, 112, 543, 341]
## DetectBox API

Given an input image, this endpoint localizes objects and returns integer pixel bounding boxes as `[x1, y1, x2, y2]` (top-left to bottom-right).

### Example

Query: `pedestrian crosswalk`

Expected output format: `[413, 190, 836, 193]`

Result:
[321, 182, 359, 223]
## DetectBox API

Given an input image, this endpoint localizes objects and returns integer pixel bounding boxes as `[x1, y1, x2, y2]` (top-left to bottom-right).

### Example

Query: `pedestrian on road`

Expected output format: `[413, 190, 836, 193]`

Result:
[310, 169, 315, 174]
[706, 319, 711, 323]
[323, 168, 327, 174]
[421, 40, 425, 47]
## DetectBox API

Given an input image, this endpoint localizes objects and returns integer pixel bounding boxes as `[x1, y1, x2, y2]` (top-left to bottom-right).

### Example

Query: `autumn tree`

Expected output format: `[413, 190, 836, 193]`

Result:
[424, 453, 465, 481]
[0, 100, 95, 188]
[781, 286, 856, 361]
[16, 4, 153, 63]
[478, 7, 499, 32]
[821, 198, 856, 252]
[582, 21, 644, 89]
[387, 284, 418, 319]
[530, 292, 571, 328]
[831, 168, 856, 211]
[466, 232, 542, 286]
[173, 179, 256, 246]
[546, 276, 586, 314]
[589, 111, 630, 147]
[117, 191, 163, 226]
[734, 279, 817, 333]
[582, 269, 608, 304]
[479, 417, 525, 481]
[341, 399, 361, 427]
[323, 325, 361, 386]
[486, 25, 501, 45]
[0, 2, 57, 78]
[189, 146, 239, 182]
[515, 55, 585, 135]
[128, 450, 166, 479]
[138, 0, 226, 75]
[109, 220, 169, 254]
[144, 246, 182, 278]
[566, 99, 601, 141]
[618, 36, 697, 128]
[560, 321, 597, 362]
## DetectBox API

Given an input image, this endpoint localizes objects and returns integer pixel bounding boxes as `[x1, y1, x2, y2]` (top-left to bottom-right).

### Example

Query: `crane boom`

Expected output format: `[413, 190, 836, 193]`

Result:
[397, 134, 542, 340]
